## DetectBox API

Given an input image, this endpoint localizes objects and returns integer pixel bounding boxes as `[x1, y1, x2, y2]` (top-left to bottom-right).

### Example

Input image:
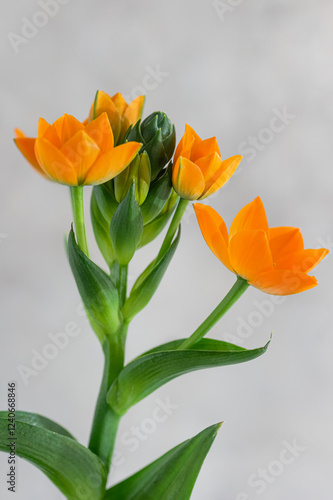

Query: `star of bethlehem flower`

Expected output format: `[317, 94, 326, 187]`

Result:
[172, 124, 242, 200]
[14, 112, 141, 186]
[194, 197, 329, 295]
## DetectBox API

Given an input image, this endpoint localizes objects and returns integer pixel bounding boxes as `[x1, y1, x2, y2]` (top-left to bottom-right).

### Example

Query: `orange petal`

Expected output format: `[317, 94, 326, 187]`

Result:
[90, 91, 121, 141]
[111, 92, 128, 115]
[85, 112, 114, 152]
[60, 114, 85, 143]
[229, 197, 269, 240]
[124, 95, 145, 124]
[14, 135, 49, 178]
[38, 118, 50, 137]
[42, 118, 63, 148]
[52, 115, 65, 139]
[194, 204, 232, 270]
[60, 131, 100, 184]
[229, 230, 274, 281]
[201, 155, 242, 199]
[89, 91, 115, 119]
[191, 136, 221, 162]
[84, 142, 141, 185]
[275, 248, 329, 273]
[35, 138, 77, 185]
[195, 152, 223, 183]
[174, 124, 200, 164]
[269, 226, 304, 261]
[172, 157, 205, 200]
[250, 269, 318, 295]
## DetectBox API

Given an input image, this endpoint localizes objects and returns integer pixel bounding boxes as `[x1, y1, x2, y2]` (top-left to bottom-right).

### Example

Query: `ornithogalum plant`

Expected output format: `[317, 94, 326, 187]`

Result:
[1, 90, 328, 500]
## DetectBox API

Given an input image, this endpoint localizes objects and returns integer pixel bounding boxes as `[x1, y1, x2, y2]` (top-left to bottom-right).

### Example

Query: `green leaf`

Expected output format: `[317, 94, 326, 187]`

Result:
[68, 228, 120, 340]
[140, 168, 172, 225]
[104, 422, 221, 500]
[91, 190, 115, 269]
[92, 183, 119, 222]
[0, 413, 106, 500]
[107, 338, 269, 415]
[142, 337, 247, 355]
[5, 412, 76, 439]
[138, 192, 177, 249]
[110, 183, 143, 265]
[122, 228, 180, 321]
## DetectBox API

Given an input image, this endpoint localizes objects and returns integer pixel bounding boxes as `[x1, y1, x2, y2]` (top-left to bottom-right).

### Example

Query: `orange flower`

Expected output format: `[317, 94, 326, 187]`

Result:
[14, 113, 141, 186]
[87, 91, 145, 145]
[172, 124, 242, 200]
[194, 197, 329, 295]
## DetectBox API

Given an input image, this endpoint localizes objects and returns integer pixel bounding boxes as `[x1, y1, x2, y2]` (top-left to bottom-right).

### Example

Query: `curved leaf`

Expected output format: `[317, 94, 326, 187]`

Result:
[0, 414, 106, 500]
[104, 423, 221, 500]
[122, 228, 181, 321]
[2, 411, 76, 439]
[107, 338, 270, 415]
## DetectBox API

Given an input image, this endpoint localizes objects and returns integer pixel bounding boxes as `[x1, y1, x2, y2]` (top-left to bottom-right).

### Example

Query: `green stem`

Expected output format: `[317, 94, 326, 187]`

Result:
[70, 185, 89, 256]
[157, 197, 189, 260]
[179, 277, 249, 350]
[119, 265, 128, 309]
[88, 322, 128, 472]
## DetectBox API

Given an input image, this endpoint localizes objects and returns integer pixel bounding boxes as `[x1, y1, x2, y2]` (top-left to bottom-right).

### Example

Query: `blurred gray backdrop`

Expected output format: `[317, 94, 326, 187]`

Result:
[1, 0, 333, 498]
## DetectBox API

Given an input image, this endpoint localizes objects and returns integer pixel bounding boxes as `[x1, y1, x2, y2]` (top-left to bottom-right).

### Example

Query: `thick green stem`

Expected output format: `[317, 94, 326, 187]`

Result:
[157, 197, 189, 260]
[119, 265, 128, 309]
[70, 186, 89, 256]
[179, 277, 249, 349]
[88, 322, 128, 472]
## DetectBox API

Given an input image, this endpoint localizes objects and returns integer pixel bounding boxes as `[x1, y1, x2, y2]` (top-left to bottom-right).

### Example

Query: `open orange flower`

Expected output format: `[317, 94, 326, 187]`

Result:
[87, 91, 145, 145]
[194, 197, 329, 295]
[172, 124, 242, 200]
[14, 113, 141, 186]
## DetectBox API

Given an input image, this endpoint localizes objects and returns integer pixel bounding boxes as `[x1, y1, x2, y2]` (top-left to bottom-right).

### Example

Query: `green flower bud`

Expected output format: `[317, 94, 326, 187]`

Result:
[110, 184, 143, 265]
[114, 151, 151, 206]
[125, 112, 176, 181]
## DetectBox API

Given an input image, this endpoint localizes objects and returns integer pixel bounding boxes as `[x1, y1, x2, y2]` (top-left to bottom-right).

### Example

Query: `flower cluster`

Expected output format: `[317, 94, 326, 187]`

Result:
[15, 89, 327, 296]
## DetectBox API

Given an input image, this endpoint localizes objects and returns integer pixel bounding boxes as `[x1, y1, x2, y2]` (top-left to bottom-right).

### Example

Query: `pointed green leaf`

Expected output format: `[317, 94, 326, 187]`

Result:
[0, 413, 106, 500]
[122, 228, 180, 321]
[104, 423, 221, 500]
[91, 190, 115, 269]
[110, 183, 143, 265]
[140, 168, 172, 225]
[3, 411, 76, 439]
[138, 191, 178, 249]
[68, 228, 120, 339]
[107, 338, 269, 414]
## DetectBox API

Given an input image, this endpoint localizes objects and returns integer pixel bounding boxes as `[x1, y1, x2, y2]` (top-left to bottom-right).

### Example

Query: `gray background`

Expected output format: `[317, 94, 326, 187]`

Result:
[1, 0, 333, 498]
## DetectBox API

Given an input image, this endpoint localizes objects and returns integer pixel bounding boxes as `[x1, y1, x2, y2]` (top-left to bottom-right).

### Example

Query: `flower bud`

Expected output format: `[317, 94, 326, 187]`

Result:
[114, 151, 151, 206]
[110, 184, 143, 265]
[125, 112, 176, 181]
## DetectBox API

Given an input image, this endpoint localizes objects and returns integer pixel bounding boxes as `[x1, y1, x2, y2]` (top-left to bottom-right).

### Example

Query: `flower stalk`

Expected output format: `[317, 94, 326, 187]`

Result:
[179, 277, 249, 349]
[70, 186, 89, 257]
[88, 322, 128, 471]
[157, 197, 188, 260]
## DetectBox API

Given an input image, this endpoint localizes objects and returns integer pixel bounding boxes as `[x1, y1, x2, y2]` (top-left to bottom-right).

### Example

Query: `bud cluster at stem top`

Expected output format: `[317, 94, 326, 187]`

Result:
[125, 112, 176, 181]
